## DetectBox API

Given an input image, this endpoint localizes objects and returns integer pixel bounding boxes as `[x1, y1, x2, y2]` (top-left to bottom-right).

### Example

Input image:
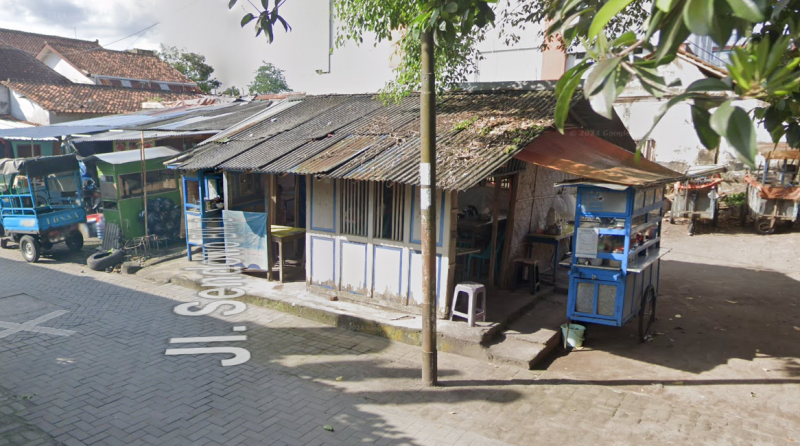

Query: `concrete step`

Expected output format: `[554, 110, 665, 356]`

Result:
[485, 335, 559, 369]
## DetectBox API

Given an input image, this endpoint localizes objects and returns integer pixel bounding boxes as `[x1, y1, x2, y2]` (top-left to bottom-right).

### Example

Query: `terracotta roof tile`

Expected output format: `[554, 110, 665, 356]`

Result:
[0, 45, 71, 84]
[0, 81, 200, 114]
[44, 43, 193, 84]
[0, 27, 99, 55]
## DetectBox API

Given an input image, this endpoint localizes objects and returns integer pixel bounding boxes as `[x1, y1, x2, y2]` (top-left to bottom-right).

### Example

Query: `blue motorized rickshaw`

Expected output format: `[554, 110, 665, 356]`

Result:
[0, 155, 86, 262]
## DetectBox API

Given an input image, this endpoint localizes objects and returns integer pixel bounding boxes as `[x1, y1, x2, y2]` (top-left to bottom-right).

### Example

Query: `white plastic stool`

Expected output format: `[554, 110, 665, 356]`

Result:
[449, 282, 486, 327]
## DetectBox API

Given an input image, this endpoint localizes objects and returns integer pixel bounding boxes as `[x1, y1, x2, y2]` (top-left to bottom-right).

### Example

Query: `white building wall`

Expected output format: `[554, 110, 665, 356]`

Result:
[40, 52, 93, 84]
[306, 176, 452, 316]
[9, 90, 52, 125]
[0, 86, 9, 115]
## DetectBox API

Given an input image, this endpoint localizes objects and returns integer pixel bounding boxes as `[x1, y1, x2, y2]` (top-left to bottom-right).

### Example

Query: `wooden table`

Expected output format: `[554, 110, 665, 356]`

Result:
[526, 225, 574, 285]
[457, 215, 507, 247]
[271, 225, 306, 283]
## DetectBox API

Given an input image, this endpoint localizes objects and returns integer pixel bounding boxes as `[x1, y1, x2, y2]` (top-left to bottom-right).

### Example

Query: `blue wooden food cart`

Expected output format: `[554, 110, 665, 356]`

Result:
[559, 181, 671, 342]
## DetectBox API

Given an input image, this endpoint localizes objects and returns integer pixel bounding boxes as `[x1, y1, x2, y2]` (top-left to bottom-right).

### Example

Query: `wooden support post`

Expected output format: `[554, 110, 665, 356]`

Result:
[487, 177, 501, 287]
[500, 174, 519, 289]
[265, 174, 276, 281]
[445, 191, 458, 319]
[419, 29, 437, 387]
[140, 131, 148, 236]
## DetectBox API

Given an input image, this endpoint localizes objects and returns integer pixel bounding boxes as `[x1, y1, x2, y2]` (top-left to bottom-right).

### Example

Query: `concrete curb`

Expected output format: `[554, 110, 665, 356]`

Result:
[164, 270, 561, 369]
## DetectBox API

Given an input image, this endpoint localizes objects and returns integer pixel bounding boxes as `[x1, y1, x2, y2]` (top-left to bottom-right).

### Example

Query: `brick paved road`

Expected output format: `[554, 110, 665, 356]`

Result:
[1, 243, 799, 446]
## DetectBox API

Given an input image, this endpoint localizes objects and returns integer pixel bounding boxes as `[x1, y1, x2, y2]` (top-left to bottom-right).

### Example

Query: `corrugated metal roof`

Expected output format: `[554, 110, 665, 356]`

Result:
[169, 89, 635, 191]
[72, 129, 216, 142]
[515, 129, 683, 186]
[136, 102, 273, 132]
[88, 146, 181, 165]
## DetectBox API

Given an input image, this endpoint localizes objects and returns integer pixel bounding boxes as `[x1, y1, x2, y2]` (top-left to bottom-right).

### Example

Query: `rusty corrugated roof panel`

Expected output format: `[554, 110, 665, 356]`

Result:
[515, 129, 683, 186]
[169, 86, 640, 191]
[326, 90, 557, 190]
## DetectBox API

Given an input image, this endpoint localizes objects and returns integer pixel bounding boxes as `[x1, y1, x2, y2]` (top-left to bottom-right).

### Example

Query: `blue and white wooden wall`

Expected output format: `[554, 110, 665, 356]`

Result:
[305, 176, 455, 316]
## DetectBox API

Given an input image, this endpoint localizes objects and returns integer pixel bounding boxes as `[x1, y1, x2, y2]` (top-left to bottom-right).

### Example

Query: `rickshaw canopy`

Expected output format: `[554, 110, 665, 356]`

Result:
[0, 154, 80, 177]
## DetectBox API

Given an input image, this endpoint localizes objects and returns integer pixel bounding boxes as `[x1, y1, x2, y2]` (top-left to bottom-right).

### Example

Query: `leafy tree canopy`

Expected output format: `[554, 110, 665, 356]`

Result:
[158, 44, 222, 94]
[248, 62, 292, 94]
[548, 0, 800, 167]
[222, 86, 242, 96]
[228, 0, 798, 167]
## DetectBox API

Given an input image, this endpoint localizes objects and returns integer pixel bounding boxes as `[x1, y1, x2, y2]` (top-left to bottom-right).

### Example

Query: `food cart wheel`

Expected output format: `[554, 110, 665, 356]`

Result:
[638, 285, 657, 343]
[19, 236, 41, 263]
[755, 219, 776, 235]
[65, 230, 84, 252]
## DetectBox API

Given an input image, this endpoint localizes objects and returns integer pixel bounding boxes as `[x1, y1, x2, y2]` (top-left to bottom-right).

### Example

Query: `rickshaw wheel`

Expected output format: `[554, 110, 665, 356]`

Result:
[20, 236, 40, 263]
[0, 239, 9, 249]
[638, 285, 657, 343]
[755, 219, 776, 235]
[65, 231, 84, 252]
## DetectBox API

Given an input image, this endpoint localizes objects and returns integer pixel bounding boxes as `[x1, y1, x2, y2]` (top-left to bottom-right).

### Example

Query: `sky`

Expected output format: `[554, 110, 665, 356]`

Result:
[0, 0, 397, 94]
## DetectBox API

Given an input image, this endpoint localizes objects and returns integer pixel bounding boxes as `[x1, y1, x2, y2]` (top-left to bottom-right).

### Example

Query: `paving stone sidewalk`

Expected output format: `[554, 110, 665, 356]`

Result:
[0, 244, 798, 445]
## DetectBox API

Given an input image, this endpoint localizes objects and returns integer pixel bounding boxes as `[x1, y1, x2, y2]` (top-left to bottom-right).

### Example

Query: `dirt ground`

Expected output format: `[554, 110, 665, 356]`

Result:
[538, 208, 800, 441]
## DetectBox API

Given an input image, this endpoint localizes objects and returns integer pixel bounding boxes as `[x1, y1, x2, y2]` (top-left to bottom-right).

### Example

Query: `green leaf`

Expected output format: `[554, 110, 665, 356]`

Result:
[228, 0, 237, 9]
[654, 12, 691, 63]
[554, 62, 590, 133]
[261, 0, 269, 9]
[445, 2, 458, 13]
[724, 0, 764, 21]
[683, 0, 714, 36]
[323, 425, 334, 432]
[241, 13, 256, 27]
[611, 31, 637, 47]
[711, 100, 756, 166]
[590, 69, 618, 119]
[585, 57, 621, 96]
[786, 123, 800, 148]
[276, 15, 291, 32]
[634, 65, 668, 98]
[709, 0, 734, 46]
[656, 0, 676, 12]
[691, 105, 720, 150]
[685, 78, 732, 92]
[589, 0, 635, 39]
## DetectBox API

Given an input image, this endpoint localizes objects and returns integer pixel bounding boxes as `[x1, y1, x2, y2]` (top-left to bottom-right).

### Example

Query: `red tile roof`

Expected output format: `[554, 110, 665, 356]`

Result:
[42, 43, 194, 84]
[0, 81, 200, 114]
[0, 45, 71, 84]
[0, 27, 99, 56]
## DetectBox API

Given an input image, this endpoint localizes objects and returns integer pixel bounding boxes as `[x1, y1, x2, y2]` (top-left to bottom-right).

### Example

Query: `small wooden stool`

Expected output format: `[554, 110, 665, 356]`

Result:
[449, 282, 486, 327]
[512, 258, 540, 294]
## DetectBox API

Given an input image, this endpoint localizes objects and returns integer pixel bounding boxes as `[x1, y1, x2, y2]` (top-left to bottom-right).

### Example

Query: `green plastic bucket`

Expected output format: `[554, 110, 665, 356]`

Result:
[560, 323, 586, 348]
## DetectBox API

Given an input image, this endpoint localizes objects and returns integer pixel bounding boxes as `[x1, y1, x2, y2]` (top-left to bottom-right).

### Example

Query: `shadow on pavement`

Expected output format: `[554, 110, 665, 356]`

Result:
[0, 254, 520, 446]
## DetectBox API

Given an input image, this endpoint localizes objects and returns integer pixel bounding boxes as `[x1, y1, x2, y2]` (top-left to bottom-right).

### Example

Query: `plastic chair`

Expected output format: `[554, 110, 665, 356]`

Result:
[449, 282, 486, 327]
[466, 233, 504, 279]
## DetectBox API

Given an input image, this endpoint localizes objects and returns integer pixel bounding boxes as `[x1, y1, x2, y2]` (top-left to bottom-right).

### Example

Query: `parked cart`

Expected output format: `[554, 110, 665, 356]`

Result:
[559, 182, 671, 342]
[741, 150, 800, 235]
[0, 154, 86, 262]
[670, 165, 726, 234]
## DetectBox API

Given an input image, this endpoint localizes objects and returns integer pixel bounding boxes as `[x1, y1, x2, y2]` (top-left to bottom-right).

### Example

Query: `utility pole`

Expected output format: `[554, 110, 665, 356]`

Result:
[140, 131, 149, 236]
[420, 29, 437, 387]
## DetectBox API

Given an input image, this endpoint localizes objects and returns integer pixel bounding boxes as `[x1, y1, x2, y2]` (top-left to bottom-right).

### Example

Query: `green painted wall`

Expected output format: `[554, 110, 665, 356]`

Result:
[96, 156, 182, 239]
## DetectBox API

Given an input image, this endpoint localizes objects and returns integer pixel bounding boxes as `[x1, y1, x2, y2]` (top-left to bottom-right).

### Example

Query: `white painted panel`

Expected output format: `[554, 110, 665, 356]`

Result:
[311, 237, 335, 287]
[340, 241, 367, 294]
[373, 246, 402, 297]
[408, 251, 440, 306]
[311, 178, 335, 231]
